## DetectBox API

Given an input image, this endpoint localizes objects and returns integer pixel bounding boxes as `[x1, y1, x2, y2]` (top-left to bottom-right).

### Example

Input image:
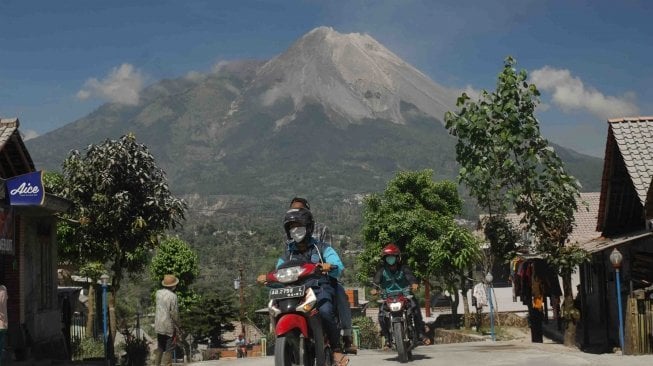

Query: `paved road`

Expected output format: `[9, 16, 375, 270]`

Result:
[189, 339, 653, 366]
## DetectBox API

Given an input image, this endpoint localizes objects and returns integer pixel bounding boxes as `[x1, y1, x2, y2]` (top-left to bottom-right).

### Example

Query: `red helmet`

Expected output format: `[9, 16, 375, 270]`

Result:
[382, 243, 401, 257]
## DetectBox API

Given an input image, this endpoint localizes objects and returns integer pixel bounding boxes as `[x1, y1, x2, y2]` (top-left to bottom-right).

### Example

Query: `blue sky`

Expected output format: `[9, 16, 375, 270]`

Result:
[1, 0, 651, 157]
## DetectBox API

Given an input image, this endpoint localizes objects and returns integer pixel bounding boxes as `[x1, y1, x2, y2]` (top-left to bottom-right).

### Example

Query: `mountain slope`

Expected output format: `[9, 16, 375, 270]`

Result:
[247, 26, 457, 125]
[25, 27, 603, 215]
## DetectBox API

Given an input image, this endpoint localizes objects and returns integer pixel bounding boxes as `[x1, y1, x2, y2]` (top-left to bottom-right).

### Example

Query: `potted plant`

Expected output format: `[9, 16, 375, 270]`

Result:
[119, 328, 150, 366]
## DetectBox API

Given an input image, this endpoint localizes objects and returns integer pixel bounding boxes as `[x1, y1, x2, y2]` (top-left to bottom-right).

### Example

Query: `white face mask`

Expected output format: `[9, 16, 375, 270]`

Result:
[290, 226, 307, 243]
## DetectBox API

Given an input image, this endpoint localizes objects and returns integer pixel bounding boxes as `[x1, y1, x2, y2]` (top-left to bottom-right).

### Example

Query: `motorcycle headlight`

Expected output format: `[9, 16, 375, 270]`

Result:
[389, 302, 403, 312]
[274, 266, 303, 283]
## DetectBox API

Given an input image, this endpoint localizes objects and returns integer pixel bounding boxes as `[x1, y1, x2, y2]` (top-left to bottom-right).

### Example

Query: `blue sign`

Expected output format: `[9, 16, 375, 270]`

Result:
[6, 171, 45, 206]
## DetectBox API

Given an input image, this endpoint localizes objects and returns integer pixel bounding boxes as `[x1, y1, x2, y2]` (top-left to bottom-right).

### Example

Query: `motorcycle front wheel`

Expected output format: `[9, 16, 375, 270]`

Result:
[308, 315, 331, 366]
[393, 321, 409, 363]
[275, 330, 311, 366]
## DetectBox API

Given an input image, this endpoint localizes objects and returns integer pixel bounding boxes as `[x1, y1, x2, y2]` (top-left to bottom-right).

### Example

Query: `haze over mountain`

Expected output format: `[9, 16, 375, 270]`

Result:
[26, 27, 602, 216]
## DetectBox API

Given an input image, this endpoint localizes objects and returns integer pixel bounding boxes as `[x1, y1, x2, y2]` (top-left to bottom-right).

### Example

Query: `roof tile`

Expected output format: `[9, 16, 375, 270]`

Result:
[608, 117, 653, 205]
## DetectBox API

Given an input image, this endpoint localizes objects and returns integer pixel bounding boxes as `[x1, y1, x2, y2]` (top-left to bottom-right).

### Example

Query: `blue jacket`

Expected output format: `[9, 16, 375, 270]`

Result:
[276, 237, 344, 279]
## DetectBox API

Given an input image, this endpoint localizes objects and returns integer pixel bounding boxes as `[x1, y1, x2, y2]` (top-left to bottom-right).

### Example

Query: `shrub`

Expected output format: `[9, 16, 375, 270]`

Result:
[119, 329, 150, 366]
[76, 336, 105, 359]
[352, 316, 381, 349]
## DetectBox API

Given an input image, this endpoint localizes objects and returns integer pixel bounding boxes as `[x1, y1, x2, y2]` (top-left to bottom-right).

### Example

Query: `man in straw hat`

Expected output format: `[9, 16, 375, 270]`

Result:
[154, 274, 180, 366]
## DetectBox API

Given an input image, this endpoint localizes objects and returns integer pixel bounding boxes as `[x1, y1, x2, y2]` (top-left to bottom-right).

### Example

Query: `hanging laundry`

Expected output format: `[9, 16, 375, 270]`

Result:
[473, 282, 488, 308]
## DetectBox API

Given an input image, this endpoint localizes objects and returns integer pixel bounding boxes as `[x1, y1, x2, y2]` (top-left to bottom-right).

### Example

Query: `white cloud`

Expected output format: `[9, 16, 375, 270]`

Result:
[211, 60, 230, 74]
[21, 129, 39, 141]
[454, 84, 552, 112]
[530, 66, 639, 119]
[77, 63, 145, 105]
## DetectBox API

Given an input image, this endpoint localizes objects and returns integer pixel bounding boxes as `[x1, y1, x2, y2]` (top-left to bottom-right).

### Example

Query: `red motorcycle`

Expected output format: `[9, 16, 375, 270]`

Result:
[377, 287, 420, 363]
[265, 259, 336, 366]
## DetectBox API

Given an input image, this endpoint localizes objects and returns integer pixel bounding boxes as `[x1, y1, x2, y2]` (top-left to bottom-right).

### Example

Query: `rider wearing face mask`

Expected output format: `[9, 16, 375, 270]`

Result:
[288, 197, 357, 354]
[258, 207, 348, 365]
[370, 243, 430, 349]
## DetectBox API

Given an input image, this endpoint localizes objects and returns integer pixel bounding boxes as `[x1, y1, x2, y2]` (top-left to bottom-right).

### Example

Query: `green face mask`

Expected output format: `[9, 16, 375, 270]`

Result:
[385, 256, 397, 265]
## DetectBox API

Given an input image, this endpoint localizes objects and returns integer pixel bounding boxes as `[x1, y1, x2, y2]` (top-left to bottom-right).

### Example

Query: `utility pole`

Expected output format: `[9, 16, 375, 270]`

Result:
[233, 261, 246, 339]
[239, 262, 245, 337]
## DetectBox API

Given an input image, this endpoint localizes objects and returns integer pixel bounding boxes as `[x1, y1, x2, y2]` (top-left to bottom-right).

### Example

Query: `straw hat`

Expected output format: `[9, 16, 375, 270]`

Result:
[161, 274, 179, 287]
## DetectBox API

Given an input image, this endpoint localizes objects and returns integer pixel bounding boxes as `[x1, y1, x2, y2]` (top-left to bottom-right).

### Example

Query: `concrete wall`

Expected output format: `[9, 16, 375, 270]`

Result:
[21, 216, 66, 358]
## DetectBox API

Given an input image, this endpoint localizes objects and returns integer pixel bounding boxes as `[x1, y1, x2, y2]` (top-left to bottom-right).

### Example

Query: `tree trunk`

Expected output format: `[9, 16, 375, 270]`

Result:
[86, 285, 96, 336]
[451, 291, 460, 329]
[561, 271, 577, 347]
[460, 275, 471, 330]
[491, 286, 501, 326]
[110, 251, 123, 348]
[110, 291, 117, 348]
[424, 280, 431, 318]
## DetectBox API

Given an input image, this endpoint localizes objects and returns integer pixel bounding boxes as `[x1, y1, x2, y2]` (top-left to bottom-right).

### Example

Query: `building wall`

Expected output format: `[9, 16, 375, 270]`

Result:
[2, 214, 23, 353]
[20, 215, 66, 358]
[583, 237, 653, 351]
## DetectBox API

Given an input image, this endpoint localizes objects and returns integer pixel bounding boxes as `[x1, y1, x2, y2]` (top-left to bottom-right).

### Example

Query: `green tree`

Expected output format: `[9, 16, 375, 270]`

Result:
[358, 169, 479, 322]
[431, 224, 480, 328]
[60, 133, 187, 294]
[149, 236, 200, 311]
[43, 171, 80, 264]
[182, 290, 237, 348]
[150, 236, 201, 360]
[480, 216, 521, 278]
[445, 56, 588, 344]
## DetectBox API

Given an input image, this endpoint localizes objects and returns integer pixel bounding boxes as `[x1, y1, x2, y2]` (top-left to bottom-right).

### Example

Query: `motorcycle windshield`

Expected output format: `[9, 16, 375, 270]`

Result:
[383, 287, 410, 298]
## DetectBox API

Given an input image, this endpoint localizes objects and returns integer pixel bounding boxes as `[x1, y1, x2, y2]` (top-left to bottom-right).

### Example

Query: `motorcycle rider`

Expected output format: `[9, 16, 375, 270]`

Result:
[235, 333, 247, 358]
[288, 197, 357, 354]
[258, 207, 349, 366]
[370, 243, 430, 349]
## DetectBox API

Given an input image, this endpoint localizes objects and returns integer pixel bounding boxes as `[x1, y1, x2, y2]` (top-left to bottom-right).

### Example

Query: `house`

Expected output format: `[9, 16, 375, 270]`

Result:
[577, 116, 653, 354]
[0, 118, 71, 360]
[470, 191, 600, 337]
[478, 192, 601, 291]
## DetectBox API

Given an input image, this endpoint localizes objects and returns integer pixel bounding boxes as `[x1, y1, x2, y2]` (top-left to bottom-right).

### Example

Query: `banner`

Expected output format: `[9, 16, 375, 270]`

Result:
[6, 171, 45, 206]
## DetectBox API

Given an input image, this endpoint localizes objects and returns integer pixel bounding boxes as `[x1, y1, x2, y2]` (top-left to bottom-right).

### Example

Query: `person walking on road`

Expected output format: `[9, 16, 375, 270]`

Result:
[154, 274, 180, 366]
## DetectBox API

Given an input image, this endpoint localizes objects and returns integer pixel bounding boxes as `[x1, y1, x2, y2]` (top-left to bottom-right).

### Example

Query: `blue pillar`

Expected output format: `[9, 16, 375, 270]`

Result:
[101, 274, 110, 366]
[487, 284, 495, 341]
[615, 268, 624, 352]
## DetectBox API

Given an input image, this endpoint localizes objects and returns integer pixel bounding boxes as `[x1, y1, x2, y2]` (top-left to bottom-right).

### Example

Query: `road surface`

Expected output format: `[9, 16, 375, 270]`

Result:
[189, 339, 653, 366]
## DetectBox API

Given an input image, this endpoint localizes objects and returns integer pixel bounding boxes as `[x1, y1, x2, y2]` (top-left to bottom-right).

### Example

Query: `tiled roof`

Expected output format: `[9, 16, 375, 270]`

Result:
[579, 229, 653, 253]
[570, 192, 601, 243]
[0, 117, 35, 175]
[607, 116, 653, 206]
[484, 192, 601, 245]
[0, 118, 19, 150]
[647, 180, 653, 219]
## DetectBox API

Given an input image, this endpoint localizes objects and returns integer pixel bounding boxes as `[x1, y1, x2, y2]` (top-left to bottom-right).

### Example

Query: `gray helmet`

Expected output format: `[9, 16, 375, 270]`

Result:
[283, 208, 314, 240]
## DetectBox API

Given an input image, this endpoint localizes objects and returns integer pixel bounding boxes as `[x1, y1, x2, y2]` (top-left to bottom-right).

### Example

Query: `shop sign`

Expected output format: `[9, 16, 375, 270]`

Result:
[6, 171, 44, 206]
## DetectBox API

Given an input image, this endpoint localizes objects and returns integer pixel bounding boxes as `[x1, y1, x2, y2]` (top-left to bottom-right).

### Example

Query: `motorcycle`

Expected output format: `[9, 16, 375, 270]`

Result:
[376, 286, 420, 363]
[264, 259, 337, 366]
